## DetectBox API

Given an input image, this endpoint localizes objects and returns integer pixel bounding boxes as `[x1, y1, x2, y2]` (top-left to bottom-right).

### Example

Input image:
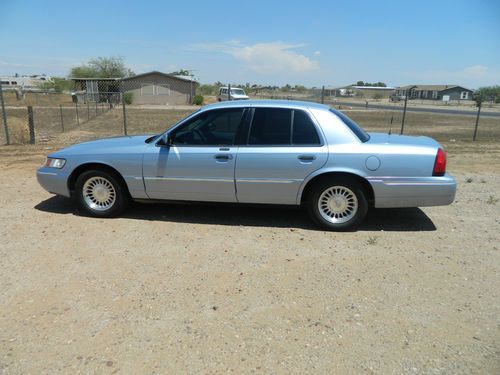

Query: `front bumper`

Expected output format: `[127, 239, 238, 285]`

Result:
[368, 173, 457, 208]
[36, 167, 71, 197]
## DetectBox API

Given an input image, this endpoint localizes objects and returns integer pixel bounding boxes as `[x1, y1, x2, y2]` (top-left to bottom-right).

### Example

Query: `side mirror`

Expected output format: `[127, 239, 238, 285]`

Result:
[158, 133, 173, 147]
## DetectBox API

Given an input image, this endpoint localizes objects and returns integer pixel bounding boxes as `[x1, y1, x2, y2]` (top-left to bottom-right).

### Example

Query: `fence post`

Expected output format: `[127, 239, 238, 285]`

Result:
[59, 105, 64, 132]
[121, 93, 128, 136]
[27, 106, 35, 144]
[228, 84, 231, 101]
[473, 102, 481, 141]
[400, 95, 408, 135]
[0, 81, 10, 145]
[75, 101, 80, 126]
[87, 101, 90, 120]
[321, 85, 325, 104]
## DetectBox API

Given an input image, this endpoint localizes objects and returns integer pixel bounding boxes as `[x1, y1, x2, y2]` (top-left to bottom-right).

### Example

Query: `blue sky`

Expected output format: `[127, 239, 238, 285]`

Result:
[0, 0, 499, 88]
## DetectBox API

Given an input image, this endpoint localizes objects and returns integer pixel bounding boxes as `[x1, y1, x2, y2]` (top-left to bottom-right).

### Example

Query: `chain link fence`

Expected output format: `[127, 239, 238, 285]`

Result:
[1, 81, 499, 146]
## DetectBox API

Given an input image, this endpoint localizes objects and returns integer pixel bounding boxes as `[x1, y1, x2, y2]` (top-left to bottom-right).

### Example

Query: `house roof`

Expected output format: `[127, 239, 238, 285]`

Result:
[351, 85, 395, 90]
[397, 84, 472, 92]
[121, 71, 196, 83]
[70, 71, 197, 83]
[70, 77, 120, 81]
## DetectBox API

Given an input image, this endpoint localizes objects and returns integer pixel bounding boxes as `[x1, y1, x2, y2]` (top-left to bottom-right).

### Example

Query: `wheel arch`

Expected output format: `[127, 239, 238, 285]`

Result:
[299, 171, 375, 206]
[68, 162, 130, 197]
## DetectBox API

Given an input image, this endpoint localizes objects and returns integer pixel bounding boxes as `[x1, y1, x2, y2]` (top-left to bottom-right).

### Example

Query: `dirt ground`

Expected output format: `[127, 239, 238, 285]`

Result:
[0, 122, 499, 374]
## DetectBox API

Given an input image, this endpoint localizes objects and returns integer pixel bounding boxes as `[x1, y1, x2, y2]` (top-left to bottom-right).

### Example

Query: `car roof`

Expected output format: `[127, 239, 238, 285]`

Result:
[201, 99, 331, 111]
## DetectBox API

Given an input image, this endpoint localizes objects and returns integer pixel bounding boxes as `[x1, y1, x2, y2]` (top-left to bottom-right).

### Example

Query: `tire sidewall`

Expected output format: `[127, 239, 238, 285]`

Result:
[308, 177, 368, 231]
[75, 170, 127, 217]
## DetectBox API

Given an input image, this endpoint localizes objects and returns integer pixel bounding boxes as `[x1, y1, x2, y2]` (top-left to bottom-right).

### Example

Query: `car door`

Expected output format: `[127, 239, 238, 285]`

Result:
[235, 107, 328, 204]
[142, 108, 245, 202]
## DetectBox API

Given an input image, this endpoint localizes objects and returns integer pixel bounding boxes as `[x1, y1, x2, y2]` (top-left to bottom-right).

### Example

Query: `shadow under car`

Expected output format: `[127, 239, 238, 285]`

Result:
[35, 196, 437, 232]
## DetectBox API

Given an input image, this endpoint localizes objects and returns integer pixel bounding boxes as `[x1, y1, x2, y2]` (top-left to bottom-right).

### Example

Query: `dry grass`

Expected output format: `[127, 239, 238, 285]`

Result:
[7, 117, 30, 144]
[345, 109, 500, 142]
[3, 91, 74, 107]
[1, 105, 499, 155]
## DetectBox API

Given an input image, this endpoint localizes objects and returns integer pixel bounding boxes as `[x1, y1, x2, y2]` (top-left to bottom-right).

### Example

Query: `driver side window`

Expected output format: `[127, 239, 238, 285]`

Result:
[172, 108, 244, 146]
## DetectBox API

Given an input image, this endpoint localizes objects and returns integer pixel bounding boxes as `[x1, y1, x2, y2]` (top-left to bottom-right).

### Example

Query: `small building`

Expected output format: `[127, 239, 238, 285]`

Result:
[121, 71, 196, 105]
[394, 85, 473, 101]
[319, 85, 395, 98]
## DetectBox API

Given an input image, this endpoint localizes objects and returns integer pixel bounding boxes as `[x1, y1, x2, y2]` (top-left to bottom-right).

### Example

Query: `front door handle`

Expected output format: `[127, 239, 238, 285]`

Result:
[214, 154, 233, 161]
[298, 155, 316, 162]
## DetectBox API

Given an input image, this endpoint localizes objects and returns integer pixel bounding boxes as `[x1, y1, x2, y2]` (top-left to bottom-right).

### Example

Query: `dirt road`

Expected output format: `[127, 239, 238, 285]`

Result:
[0, 144, 499, 374]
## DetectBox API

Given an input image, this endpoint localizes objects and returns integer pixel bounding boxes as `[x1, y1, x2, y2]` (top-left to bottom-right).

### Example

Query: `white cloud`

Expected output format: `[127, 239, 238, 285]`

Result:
[462, 65, 488, 78]
[313, 51, 321, 56]
[191, 41, 319, 74]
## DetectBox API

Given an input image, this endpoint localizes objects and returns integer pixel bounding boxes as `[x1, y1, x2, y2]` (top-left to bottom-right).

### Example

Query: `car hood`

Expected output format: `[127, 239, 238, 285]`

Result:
[49, 135, 153, 157]
[367, 132, 441, 148]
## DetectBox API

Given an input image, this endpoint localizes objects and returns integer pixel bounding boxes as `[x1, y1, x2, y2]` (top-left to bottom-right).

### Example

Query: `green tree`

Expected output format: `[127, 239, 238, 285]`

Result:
[38, 77, 73, 93]
[70, 56, 133, 78]
[476, 85, 500, 103]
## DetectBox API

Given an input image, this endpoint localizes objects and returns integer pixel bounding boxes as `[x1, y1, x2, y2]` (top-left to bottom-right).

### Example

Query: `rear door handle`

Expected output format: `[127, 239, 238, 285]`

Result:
[214, 154, 233, 161]
[298, 155, 316, 161]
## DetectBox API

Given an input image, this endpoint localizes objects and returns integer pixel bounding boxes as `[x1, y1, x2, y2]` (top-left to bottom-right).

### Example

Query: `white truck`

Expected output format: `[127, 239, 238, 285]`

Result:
[217, 87, 249, 101]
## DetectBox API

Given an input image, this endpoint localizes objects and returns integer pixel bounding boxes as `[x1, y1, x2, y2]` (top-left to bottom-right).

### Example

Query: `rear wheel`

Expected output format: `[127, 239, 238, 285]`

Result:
[75, 170, 128, 217]
[307, 177, 368, 231]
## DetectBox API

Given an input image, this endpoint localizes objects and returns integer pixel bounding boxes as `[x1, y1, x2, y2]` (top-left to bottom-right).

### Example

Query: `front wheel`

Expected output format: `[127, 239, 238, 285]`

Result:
[307, 177, 368, 231]
[75, 170, 128, 217]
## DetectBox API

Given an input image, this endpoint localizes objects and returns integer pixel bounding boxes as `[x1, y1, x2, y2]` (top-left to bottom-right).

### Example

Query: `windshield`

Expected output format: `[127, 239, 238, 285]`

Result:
[231, 89, 246, 95]
[330, 109, 370, 142]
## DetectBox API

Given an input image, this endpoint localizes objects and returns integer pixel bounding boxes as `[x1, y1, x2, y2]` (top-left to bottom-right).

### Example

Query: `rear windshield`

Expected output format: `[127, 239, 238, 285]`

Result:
[330, 109, 370, 142]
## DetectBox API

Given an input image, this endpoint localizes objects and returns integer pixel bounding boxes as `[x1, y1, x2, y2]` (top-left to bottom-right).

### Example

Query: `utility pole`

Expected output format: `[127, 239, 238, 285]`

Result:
[400, 94, 408, 135]
[0, 81, 10, 144]
[473, 100, 482, 141]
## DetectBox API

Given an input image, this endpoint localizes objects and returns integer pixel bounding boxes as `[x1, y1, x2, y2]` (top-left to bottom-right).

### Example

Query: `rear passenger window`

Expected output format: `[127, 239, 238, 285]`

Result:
[249, 108, 292, 145]
[292, 110, 320, 145]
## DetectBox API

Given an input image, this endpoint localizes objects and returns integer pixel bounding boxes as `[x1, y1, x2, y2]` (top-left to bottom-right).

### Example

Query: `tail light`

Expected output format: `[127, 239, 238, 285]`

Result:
[433, 148, 447, 176]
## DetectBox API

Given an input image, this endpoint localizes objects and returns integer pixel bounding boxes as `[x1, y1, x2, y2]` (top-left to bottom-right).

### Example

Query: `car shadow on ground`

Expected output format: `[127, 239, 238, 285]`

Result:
[35, 196, 437, 232]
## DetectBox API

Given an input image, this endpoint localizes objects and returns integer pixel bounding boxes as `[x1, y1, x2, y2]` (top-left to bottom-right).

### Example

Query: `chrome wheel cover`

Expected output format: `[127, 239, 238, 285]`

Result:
[82, 176, 116, 211]
[318, 186, 358, 224]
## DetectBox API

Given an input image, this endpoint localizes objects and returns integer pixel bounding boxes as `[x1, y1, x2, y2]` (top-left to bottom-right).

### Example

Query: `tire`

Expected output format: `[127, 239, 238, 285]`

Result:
[307, 177, 368, 231]
[74, 169, 128, 217]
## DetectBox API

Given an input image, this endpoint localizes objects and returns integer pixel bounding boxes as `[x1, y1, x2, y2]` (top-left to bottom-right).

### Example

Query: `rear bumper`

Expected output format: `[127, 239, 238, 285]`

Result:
[368, 173, 457, 208]
[36, 167, 71, 197]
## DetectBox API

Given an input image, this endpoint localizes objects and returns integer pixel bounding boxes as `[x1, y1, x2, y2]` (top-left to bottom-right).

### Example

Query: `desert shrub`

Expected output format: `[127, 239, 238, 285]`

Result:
[8, 117, 30, 144]
[123, 92, 133, 105]
[373, 93, 383, 100]
[193, 95, 204, 105]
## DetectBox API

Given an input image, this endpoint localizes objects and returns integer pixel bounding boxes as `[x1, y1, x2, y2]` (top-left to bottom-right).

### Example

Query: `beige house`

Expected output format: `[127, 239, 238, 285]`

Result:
[122, 71, 196, 105]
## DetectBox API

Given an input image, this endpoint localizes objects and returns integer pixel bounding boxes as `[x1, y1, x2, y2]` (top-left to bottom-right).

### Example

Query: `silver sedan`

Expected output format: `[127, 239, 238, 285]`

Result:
[37, 100, 456, 231]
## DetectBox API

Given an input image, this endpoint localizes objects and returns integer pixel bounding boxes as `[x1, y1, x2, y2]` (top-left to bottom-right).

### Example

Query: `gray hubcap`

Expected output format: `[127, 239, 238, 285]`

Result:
[318, 186, 358, 224]
[83, 176, 116, 211]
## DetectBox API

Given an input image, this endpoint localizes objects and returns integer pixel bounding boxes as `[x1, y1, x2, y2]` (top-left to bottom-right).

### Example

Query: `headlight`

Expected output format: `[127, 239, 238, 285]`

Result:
[45, 157, 66, 169]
